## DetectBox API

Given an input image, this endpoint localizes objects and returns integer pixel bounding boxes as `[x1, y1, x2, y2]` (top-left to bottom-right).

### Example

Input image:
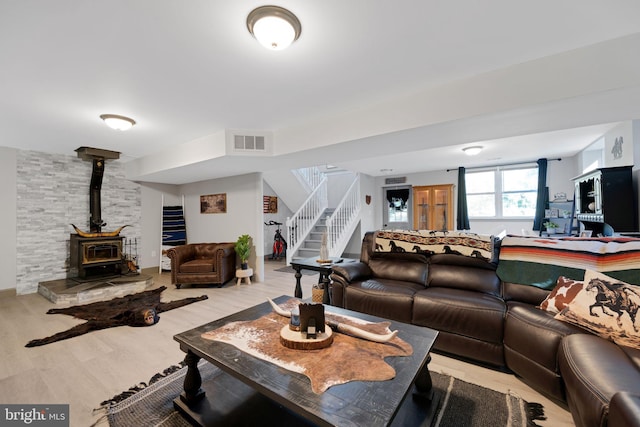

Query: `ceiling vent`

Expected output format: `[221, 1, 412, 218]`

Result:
[234, 135, 266, 151]
[226, 130, 273, 156]
[385, 177, 407, 185]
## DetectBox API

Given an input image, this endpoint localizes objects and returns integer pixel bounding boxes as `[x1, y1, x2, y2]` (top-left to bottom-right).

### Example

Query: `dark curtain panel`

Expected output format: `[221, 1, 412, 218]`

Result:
[385, 189, 410, 204]
[456, 167, 470, 230]
[533, 158, 548, 230]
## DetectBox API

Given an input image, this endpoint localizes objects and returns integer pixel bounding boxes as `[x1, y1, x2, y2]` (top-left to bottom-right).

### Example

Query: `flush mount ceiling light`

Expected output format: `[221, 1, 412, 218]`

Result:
[100, 114, 136, 131]
[247, 5, 301, 50]
[462, 146, 483, 156]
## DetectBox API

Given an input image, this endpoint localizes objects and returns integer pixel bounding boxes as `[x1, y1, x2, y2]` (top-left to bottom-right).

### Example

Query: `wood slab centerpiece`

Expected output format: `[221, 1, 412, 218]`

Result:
[280, 303, 334, 350]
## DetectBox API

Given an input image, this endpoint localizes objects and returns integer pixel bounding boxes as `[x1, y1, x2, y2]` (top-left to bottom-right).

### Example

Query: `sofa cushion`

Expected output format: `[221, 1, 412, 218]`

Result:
[428, 254, 501, 297]
[559, 334, 640, 427]
[412, 287, 505, 344]
[344, 279, 423, 323]
[504, 302, 585, 401]
[368, 258, 428, 286]
[180, 259, 215, 273]
[539, 276, 584, 314]
[502, 281, 550, 305]
[555, 270, 640, 348]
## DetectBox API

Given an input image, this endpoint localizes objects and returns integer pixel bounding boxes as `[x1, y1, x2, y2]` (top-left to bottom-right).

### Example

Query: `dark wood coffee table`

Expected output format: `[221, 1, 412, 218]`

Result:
[173, 296, 439, 427]
[290, 257, 357, 303]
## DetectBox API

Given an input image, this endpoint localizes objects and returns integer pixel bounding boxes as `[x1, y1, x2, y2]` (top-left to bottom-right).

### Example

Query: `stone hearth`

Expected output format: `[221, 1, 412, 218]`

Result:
[38, 274, 153, 305]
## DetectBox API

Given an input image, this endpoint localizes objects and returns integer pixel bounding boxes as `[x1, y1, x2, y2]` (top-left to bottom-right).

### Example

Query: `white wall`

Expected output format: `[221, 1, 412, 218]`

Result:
[603, 121, 634, 167]
[262, 180, 292, 256]
[327, 171, 357, 207]
[0, 147, 17, 291]
[138, 182, 181, 269]
[178, 173, 265, 281]
[375, 169, 454, 229]
[367, 157, 583, 236]
[341, 173, 377, 256]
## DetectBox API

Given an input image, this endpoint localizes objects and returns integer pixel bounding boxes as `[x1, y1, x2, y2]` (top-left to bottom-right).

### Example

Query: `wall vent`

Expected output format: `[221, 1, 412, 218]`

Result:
[234, 135, 266, 151]
[385, 177, 407, 185]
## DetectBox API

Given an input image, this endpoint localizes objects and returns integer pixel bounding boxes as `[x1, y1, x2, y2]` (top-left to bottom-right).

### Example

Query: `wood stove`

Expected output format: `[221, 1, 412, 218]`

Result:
[70, 235, 124, 279]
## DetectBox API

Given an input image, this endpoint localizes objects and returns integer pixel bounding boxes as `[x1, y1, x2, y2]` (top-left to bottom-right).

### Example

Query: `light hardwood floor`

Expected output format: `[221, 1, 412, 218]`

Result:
[0, 262, 574, 426]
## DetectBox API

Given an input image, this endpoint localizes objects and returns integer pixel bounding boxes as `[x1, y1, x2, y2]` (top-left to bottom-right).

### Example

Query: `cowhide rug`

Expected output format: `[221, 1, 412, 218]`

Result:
[201, 298, 413, 393]
[26, 286, 208, 347]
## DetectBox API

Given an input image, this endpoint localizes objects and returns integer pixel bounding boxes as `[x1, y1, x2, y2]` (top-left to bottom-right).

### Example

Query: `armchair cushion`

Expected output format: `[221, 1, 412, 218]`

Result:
[180, 259, 215, 274]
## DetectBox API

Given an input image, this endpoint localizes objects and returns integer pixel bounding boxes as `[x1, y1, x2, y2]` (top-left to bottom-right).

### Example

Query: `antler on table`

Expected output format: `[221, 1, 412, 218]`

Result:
[267, 299, 398, 344]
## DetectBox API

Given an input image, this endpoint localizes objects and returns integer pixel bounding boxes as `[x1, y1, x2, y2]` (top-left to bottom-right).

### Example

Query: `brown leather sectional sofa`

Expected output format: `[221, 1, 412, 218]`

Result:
[330, 232, 640, 427]
[167, 242, 236, 288]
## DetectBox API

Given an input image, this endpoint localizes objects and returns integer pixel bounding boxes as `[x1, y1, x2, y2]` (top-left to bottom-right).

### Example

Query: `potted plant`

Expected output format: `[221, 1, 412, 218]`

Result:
[544, 221, 560, 234]
[235, 234, 252, 269]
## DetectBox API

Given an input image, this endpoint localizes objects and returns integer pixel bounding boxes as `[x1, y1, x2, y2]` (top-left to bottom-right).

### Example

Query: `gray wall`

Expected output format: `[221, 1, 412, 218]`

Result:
[14, 150, 141, 294]
[0, 148, 17, 291]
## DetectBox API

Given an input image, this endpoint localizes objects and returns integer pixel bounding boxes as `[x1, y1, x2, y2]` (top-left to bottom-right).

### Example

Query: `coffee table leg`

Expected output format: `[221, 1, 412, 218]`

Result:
[180, 350, 205, 405]
[294, 267, 303, 298]
[414, 354, 434, 403]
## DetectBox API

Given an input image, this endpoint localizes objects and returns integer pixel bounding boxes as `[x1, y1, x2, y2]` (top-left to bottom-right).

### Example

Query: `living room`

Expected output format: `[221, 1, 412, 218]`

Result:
[2, 2, 640, 426]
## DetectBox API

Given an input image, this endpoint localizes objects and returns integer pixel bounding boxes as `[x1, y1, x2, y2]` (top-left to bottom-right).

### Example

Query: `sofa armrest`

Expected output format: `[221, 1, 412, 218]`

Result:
[215, 243, 236, 258]
[215, 243, 237, 283]
[331, 262, 372, 283]
[609, 392, 640, 427]
[330, 262, 371, 308]
[167, 244, 196, 285]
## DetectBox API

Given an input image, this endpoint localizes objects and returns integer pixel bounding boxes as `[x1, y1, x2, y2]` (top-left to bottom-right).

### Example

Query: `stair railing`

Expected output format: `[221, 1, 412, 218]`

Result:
[326, 174, 361, 257]
[286, 176, 328, 264]
[292, 166, 324, 192]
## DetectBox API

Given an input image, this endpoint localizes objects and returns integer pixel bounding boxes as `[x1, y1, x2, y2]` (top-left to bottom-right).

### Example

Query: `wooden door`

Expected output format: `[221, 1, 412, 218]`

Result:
[412, 184, 453, 230]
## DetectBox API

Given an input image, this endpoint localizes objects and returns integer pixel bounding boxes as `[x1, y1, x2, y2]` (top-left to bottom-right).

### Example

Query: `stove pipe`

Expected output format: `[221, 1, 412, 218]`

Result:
[75, 147, 121, 233]
[90, 158, 106, 232]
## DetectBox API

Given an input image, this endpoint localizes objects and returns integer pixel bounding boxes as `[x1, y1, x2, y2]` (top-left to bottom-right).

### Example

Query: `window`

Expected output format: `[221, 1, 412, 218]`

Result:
[466, 166, 538, 218]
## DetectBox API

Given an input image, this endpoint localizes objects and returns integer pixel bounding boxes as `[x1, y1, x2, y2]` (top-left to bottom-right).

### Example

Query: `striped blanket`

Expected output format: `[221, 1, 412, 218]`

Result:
[162, 206, 186, 246]
[374, 230, 497, 262]
[496, 235, 640, 290]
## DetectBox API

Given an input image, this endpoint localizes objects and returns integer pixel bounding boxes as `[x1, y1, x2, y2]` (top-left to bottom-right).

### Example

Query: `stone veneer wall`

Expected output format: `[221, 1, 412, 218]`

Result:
[16, 150, 141, 294]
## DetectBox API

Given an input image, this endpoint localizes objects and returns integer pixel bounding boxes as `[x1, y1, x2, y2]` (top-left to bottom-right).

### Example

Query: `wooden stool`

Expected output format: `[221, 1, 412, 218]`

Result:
[236, 268, 253, 286]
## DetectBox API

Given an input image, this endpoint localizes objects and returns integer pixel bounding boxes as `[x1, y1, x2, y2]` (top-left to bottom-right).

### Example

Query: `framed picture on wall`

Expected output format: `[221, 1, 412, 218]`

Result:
[201, 193, 227, 214]
[263, 196, 278, 213]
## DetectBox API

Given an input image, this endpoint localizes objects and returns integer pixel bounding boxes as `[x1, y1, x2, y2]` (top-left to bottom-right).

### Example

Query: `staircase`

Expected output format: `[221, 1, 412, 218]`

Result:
[285, 168, 361, 264]
[291, 209, 334, 261]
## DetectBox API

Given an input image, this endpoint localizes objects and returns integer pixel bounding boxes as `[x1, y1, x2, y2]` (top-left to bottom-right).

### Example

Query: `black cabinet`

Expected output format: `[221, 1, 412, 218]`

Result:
[573, 166, 638, 236]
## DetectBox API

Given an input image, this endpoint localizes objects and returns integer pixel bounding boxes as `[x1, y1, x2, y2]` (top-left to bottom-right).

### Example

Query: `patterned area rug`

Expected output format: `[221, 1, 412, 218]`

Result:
[97, 362, 546, 427]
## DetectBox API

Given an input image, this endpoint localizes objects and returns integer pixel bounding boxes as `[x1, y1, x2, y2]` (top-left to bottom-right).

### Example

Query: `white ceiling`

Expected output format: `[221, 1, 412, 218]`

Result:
[2, 1, 640, 184]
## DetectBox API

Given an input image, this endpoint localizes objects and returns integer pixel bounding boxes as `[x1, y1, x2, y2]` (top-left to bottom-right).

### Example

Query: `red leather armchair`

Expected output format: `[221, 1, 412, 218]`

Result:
[167, 243, 236, 288]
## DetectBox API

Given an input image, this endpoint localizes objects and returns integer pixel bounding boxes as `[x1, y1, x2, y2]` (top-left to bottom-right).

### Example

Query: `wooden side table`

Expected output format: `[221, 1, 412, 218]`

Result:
[236, 268, 253, 286]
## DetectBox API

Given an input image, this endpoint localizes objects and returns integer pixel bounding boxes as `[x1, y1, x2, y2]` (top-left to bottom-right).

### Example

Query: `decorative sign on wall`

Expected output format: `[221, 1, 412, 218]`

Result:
[263, 196, 278, 213]
[604, 124, 633, 167]
[200, 193, 227, 214]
